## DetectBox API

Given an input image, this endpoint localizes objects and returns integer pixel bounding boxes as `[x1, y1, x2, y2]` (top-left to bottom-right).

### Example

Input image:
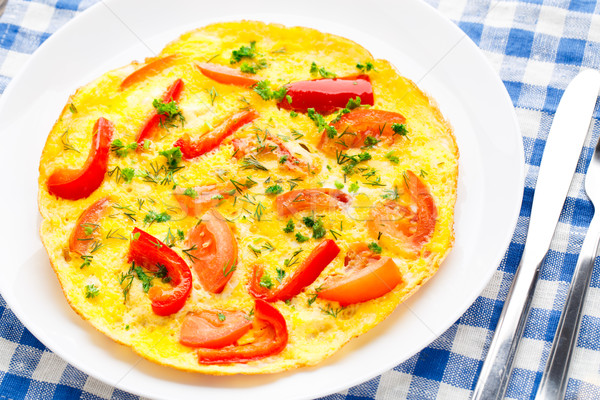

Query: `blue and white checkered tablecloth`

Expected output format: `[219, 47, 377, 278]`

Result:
[1, 0, 600, 399]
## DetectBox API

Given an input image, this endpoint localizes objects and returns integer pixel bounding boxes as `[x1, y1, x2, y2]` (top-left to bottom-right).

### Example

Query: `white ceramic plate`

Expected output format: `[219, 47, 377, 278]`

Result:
[0, 0, 524, 399]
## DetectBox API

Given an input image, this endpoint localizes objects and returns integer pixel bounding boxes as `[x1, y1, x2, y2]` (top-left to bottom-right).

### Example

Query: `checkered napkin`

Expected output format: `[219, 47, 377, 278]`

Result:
[1, 0, 599, 399]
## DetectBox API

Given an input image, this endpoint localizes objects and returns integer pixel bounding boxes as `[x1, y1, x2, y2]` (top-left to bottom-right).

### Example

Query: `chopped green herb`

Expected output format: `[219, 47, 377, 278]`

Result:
[363, 136, 380, 147]
[391, 123, 408, 136]
[152, 99, 185, 128]
[295, 232, 309, 243]
[259, 271, 273, 289]
[69, 103, 78, 114]
[349, 182, 360, 193]
[302, 216, 315, 228]
[79, 255, 93, 269]
[159, 147, 183, 171]
[309, 61, 336, 78]
[253, 80, 287, 101]
[312, 218, 326, 239]
[279, 155, 288, 164]
[356, 61, 375, 72]
[240, 155, 268, 171]
[217, 312, 226, 322]
[368, 242, 382, 254]
[85, 284, 99, 299]
[134, 266, 153, 293]
[290, 111, 298, 118]
[144, 210, 171, 225]
[283, 219, 295, 233]
[276, 267, 286, 283]
[110, 139, 138, 157]
[121, 167, 135, 183]
[240, 59, 267, 74]
[385, 150, 400, 164]
[265, 184, 283, 195]
[183, 187, 197, 198]
[334, 181, 344, 189]
[230, 41, 257, 63]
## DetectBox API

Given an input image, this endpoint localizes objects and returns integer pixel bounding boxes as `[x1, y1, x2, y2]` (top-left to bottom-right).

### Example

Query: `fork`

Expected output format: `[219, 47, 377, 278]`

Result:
[535, 129, 600, 399]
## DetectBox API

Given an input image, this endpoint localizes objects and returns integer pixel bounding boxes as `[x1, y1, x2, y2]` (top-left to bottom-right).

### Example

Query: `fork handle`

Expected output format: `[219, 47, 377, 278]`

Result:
[535, 213, 600, 399]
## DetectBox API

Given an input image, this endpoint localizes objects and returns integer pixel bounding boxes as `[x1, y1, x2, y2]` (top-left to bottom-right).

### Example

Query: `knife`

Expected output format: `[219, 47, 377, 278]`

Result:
[472, 69, 600, 400]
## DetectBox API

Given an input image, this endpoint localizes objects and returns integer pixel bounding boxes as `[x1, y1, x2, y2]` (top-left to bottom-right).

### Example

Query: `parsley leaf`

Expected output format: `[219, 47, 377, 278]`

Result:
[260, 271, 273, 289]
[152, 99, 185, 128]
[368, 242, 382, 254]
[144, 211, 171, 225]
[85, 284, 99, 298]
[391, 123, 408, 136]
[253, 80, 287, 101]
[283, 219, 295, 233]
[110, 139, 137, 157]
[310, 61, 336, 78]
[231, 41, 257, 63]
[356, 61, 375, 72]
[385, 150, 400, 164]
[265, 184, 283, 195]
[295, 232, 309, 243]
[159, 147, 183, 170]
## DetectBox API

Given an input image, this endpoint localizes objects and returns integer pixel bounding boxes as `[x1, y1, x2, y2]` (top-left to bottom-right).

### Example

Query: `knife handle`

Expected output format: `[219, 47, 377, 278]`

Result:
[535, 214, 600, 400]
[472, 250, 543, 400]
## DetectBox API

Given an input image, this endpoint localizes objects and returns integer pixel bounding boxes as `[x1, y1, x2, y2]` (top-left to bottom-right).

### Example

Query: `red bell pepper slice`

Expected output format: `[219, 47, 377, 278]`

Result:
[180, 310, 252, 348]
[128, 227, 192, 316]
[318, 243, 403, 306]
[47, 117, 114, 200]
[275, 188, 352, 217]
[120, 54, 179, 90]
[248, 239, 340, 302]
[135, 78, 184, 146]
[174, 108, 259, 160]
[195, 62, 261, 87]
[368, 170, 437, 253]
[197, 299, 288, 364]
[278, 76, 374, 114]
[69, 197, 111, 255]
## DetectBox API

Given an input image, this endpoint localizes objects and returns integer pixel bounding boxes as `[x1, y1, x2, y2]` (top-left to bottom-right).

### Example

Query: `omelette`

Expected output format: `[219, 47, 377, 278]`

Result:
[37, 21, 458, 375]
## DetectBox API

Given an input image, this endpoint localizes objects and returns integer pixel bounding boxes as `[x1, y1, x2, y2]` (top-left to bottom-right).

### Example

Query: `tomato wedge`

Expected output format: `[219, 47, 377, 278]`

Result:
[128, 227, 192, 316]
[174, 108, 259, 160]
[318, 243, 402, 306]
[248, 239, 340, 302]
[120, 54, 179, 90]
[196, 62, 261, 87]
[185, 209, 238, 293]
[275, 188, 352, 217]
[69, 197, 111, 255]
[278, 76, 374, 114]
[318, 108, 407, 153]
[197, 299, 288, 364]
[173, 182, 235, 217]
[368, 170, 437, 252]
[232, 134, 313, 175]
[47, 117, 114, 200]
[180, 310, 252, 348]
[135, 78, 184, 146]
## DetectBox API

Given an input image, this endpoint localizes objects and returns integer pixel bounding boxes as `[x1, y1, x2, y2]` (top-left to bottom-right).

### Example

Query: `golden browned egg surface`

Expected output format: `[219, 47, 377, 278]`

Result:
[38, 21, 458, 374]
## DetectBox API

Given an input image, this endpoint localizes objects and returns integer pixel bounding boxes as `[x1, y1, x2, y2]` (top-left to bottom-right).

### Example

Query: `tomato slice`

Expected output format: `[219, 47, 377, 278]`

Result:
[195, 62, 261, 87]
[128, 228, 193, 316]
[69, 197, 111, 255]
[278, 76, 374, 114]
[180, 310, 252, 348]
[275, 188, 352, 217]
[248, 239, 340, 302]
[318, 243, 402, 306]
[197, 299, 288, 364]
[186, 209, 238, 293]
[174, 108, 259, 160]
[47, 117, 114, 200]
[173, 182, 235, 217]
[135, 78, 184, 146]
[368, 170, 437, 252]
[318, 108, 407, 153]
[120, 54, 179, 90]
[231, 134, 314, 175]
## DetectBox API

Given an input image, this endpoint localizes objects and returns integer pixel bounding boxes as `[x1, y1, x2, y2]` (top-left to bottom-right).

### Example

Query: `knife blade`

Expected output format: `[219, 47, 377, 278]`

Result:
[472, 69, 600, 400]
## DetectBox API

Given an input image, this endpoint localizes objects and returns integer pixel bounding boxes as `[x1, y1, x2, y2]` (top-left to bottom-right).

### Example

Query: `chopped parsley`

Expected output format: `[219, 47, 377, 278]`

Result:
[368, 242, 382, 254]
[356, 61, 375, 72]
[335, 181, 344, 189]
[391, 123, 408, 136]
[276, 267, 286, 283]
[217, 312, 226, 322]
[265, 184, 283, 195]
[295, 232, 309, 243]
[159, 147, 183, 171]
[259, 271, 273, 289]
[253, 80, 287, 101]
[363, 136, 380, 148]
[84, 284, 99, 299]
[279, 155, 288, 164]
[307, 108, 337, 138]
[121, 167, 135, 183]
[312, 218, 326, 239]
[144, 211, 171, 225]
[110, 139, 137, 157]
[385, 150, 400, 164]
[349, 182, 360, 193]
[230, 41, 257, 63]
[152, 99, 185, 128]
[290, 111, 298, 118]
[310, 61, 336, 78]
[240, 59, 267, 74]
[183, 187, 197, 198]
[283, 219, 295, 233]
